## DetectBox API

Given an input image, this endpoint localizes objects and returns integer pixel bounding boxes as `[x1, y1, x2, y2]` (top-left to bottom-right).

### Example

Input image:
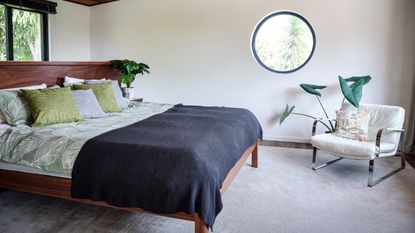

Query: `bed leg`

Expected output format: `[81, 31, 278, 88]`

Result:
[252, 141, 258, 168]
[195, 215, 209, 233]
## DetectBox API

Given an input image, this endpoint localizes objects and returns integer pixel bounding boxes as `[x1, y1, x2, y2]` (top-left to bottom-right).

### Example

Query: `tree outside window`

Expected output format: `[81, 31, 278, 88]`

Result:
[0, 4, 47, 61]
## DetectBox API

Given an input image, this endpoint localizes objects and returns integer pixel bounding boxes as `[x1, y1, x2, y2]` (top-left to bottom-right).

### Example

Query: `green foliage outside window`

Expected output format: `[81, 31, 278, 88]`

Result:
[0, 5, 42, 61]
[277, 17, 309, 71]
[0, 5, 6, 60]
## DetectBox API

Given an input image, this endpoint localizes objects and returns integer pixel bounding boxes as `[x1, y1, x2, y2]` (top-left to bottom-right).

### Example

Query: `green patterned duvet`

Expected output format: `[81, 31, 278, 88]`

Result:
[0, 102, 173, 176]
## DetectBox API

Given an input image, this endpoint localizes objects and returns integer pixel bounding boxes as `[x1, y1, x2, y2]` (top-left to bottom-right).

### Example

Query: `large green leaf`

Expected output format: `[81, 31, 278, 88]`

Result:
[344, 75, 371, 89]
[339, 76, 364, 108]
[279, 104, 295, 125]
[110, 59, 150, 87]
[352, 79, 364, 105]
[299, 84, 327, 97]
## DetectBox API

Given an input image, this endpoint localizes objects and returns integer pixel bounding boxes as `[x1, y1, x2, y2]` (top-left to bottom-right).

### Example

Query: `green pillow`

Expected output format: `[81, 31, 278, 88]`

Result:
[0, 90, 31, 126]
[21, 87, 83, 127]
[73, 83, 121, 113]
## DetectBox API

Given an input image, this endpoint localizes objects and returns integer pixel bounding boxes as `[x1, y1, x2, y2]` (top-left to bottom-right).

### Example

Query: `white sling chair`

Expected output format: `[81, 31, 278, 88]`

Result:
[310, 103, 405, 187]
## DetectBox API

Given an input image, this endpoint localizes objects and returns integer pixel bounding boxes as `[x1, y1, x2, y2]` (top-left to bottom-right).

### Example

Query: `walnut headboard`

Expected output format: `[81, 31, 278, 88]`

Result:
[0, 61, 120, 89]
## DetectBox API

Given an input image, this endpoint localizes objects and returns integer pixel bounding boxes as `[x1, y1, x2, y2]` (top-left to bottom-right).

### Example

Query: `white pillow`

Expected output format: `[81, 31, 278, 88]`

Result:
[64, 76, 85, 84]
[72, 90, 106, 119]
[0, 83, 47, 91]
[64, 76, 106, 86]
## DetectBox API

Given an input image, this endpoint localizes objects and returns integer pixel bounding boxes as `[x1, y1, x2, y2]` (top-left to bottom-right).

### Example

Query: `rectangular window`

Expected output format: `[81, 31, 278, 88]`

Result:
[0, 4, 49, 61]
[0, 5, 6, 61]
[12, 8, 43, 61]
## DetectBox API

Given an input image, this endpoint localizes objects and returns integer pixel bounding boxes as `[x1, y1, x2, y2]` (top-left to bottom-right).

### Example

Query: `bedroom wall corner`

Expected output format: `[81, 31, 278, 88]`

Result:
[49, 0, 91, 61]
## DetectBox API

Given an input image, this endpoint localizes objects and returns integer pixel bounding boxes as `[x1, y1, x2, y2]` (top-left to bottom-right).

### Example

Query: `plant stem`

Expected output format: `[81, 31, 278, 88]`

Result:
[316, 96, 335, 131]
[291, 112, 333, 132]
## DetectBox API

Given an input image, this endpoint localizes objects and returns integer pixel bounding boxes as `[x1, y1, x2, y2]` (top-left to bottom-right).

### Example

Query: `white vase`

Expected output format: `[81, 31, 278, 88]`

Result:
[122, 87, 135, 99]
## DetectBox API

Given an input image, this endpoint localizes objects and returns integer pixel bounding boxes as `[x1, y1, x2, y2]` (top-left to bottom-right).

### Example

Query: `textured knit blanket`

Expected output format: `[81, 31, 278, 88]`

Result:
[71, 104, 262, 228]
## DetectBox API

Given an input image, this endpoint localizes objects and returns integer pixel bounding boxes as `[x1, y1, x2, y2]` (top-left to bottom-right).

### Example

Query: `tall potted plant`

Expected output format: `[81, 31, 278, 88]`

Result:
[279, 75, 371, 131]
[110, 59, 150, 99]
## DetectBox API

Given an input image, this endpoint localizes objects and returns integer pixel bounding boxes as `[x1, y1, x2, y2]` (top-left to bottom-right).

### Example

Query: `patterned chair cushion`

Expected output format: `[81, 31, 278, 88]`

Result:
[334, 110, 370, 141]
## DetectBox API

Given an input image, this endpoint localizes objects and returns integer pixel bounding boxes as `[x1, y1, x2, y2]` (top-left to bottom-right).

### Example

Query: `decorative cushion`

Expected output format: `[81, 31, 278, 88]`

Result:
[0, 91, 32, 126]
[73, 83, 121, 113]
[21, 87, 83, 127]
[0, 84, 49, 126]
[72, 90, 106, 119]
[310, 133, 396, 160]
[334, 110, 370, 141]
[0, 84, 48, 125]
[85, 80, 129, 110]
[341, 102, 405, 143]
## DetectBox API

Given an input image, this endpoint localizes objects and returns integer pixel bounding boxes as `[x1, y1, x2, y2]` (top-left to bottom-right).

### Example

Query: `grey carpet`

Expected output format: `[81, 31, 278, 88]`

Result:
[0, 146, 414, 233]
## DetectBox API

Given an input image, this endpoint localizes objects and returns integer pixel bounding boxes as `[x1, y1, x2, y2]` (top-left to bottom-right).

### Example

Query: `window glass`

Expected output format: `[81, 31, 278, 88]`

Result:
[0, 5, 6, 61]
[251, 11, 316, 74]
[12, 8, 42, 61]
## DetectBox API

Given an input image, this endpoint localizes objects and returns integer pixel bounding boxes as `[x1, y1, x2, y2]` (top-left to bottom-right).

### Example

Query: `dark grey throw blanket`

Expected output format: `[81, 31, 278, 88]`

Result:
[71, 105, 262, 228]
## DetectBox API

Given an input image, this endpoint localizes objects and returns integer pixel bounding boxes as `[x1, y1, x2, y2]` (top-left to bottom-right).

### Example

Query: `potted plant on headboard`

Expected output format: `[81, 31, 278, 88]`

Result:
[110, 59, 150, 99]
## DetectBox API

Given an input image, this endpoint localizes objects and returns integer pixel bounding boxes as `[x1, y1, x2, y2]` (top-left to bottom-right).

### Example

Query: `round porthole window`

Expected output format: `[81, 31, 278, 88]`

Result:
[251, 11, 316, 74]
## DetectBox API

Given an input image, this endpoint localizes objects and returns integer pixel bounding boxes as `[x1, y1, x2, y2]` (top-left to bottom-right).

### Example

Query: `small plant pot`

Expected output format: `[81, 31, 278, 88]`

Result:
[122, 87, 135, 99]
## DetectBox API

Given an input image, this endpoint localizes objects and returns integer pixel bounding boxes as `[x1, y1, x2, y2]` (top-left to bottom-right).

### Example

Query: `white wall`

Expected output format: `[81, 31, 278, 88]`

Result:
[49, 0, 90, 61]
[88, 0, 415, 142]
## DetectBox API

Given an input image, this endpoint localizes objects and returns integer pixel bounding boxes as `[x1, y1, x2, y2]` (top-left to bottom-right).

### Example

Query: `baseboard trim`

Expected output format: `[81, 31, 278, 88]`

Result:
[260, 140, 415, 168]
[260, 140, 313, 149]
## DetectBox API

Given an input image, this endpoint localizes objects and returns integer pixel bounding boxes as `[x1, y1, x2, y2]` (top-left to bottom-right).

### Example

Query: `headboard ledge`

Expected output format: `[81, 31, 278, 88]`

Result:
[0, 61, 120, 89]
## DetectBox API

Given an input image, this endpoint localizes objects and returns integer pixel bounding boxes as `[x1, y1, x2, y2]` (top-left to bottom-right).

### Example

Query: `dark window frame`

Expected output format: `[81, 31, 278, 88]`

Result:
[251, 11, 316, 74]
[1, 4, 49, 61]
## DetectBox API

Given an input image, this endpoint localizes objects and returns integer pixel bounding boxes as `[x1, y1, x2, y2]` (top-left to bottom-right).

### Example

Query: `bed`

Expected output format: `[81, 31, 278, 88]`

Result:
[0, 61, 261, 233]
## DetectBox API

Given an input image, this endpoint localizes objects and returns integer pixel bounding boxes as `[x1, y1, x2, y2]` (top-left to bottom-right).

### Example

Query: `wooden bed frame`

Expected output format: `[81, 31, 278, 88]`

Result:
[0, 61, 259, 233]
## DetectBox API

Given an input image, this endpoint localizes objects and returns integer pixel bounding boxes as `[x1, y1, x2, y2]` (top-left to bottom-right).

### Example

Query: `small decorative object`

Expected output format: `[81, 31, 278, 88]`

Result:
[110, 59, 150, 99]
[279, 75, 371, 132]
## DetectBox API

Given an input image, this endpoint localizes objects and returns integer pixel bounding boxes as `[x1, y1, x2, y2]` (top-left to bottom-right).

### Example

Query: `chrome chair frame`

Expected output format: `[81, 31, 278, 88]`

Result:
[311, 119, 405, 187]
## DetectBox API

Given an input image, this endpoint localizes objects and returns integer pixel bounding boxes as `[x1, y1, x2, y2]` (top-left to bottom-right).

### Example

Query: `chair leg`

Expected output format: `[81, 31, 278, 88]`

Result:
[367, 156, 405, 187]
[367, 159, 375, 186]
[312, 147, 317, 163]
[312, 157, 343, 170]
[312, 147, 343, 170]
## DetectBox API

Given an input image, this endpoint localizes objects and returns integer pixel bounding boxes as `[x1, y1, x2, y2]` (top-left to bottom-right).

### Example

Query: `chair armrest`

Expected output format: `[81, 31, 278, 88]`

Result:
[375, 128, 405, 157]
[312, 118, 336, 136]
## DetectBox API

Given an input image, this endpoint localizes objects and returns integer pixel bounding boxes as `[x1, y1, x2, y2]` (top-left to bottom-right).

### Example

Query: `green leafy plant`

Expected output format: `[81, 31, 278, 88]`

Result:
[277, 16, 309, 71]
[110, 59, 150, 88]
[279, 75, 371, 132]
[0, 6, 42, 61]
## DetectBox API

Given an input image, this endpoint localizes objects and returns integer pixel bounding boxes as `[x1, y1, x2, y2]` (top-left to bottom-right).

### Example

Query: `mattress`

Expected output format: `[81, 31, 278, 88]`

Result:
[0, 102, 173, 176]
[0, 161, 70, 178]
